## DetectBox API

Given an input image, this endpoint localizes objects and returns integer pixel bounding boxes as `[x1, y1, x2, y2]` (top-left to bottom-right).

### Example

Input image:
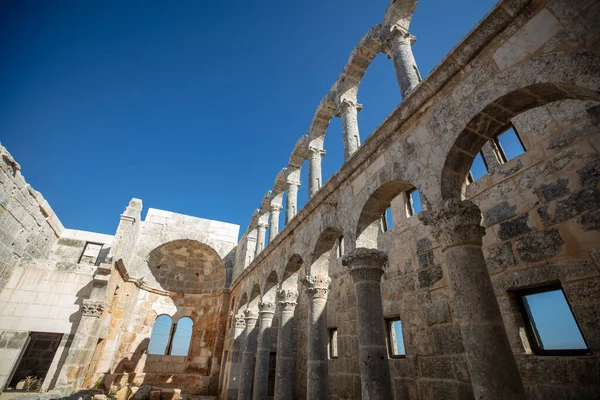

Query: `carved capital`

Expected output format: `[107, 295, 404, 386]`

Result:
[258, 301, 276, 315]
[342, 248, 387, 283]
[81, 299, 105, 318]
[244, 308, 259, 321]
[301, 275, 331, 300]
[269, 204, 283, 213]
[257, 222, 269, 230]
[234, 315, 246, 329]
[308, 147, 327, 159]
[418, 199, 485, 251]
[277, 288, 299, 311]
[335, 98, 363, 117]
[389, 24, 416, 45]
[286, 179, 301, 189]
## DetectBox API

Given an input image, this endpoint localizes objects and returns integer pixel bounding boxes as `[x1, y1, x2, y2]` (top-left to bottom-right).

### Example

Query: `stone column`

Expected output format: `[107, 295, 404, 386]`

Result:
[252, 301, 276, 400]
[268, 205, 282, 242]
[274, 289, 299, 400]
[301, 275, 331, 400]
[308, 147, 326, 198]
[480, 141, 502, 174]
[227, 315, 246, 400]
[385, 25, 421, 98]
[237, 309, 259, 400]
[285, 179, 300, 224]
[336, 99, 362, 161]
[342, 248, 393, 400]
[255, 222, 268, 257]
[419, 199, 526, 399]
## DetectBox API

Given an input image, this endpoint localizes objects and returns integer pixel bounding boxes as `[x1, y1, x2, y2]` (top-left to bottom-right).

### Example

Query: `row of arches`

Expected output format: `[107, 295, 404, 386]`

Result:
[237, 1, 421, 269]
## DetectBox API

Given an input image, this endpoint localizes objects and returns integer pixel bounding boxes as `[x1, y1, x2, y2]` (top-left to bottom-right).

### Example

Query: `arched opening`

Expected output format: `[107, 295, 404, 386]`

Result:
[441, 83, 600, 200]
[311, 227, 344, 277]
[147, 239, 225, 294]
[170, 317, 193, 356]
[148, 315, 173, 355]
[281, 254, 304, 289]
[356, 180, 418, 248]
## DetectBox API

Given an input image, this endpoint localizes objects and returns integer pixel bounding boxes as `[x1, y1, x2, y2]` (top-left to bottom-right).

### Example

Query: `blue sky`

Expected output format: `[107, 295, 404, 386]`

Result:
[1, 0, 498, 235]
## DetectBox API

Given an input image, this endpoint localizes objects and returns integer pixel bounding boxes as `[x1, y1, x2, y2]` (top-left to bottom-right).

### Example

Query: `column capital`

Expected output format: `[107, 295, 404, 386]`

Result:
[335, 98, 363, 117]
[234, 315, 246, 329]
[388, 24, 416, 45]
[258, 301, 276, 315]
[308, 147, 327, 159]
[244, 308, 259, 321]
[418, 199, 485, 251]
[286, 179, 301, 188]
[342, 248, 387, 283]
[277, 288, 299, 311]
[301, 275, 331, 299]
[269, 204, 283, 213]
[257, 222, 269, 229]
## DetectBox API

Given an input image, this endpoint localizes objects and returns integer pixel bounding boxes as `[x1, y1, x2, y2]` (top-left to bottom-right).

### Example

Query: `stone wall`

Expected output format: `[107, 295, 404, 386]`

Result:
[0, 145, 64, 290]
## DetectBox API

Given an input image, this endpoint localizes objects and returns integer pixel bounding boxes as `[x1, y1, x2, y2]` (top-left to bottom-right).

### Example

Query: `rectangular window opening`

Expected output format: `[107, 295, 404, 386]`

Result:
[381, 207, 394, 232]
[337, 236, 345, 258]
[328, 328, 338, 359]
[469, 151, 489, 181]
[386, 317, 406, 358]
[495, 126, 526, 162]
[79, 242, 103, 265]
[407, 189, 422, 216]
[516, 284, 590, 356]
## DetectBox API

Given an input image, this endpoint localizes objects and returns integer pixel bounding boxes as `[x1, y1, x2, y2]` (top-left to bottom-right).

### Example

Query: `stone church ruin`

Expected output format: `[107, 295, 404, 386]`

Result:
[1, 0, 599, 399]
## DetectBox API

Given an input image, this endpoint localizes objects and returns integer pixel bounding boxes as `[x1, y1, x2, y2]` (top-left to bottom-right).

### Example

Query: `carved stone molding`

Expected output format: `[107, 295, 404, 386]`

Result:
[277, 289, 299, 311]
[258, 301, 276, 315]
[418, 199, 485, 251]
[81, 299, 105, 318]
[286, 179, 301, 188]
[301, 275, 331, 299]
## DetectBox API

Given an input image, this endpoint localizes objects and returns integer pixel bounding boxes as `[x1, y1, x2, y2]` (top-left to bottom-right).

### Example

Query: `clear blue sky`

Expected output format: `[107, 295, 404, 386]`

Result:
[1, 0, 498, 236]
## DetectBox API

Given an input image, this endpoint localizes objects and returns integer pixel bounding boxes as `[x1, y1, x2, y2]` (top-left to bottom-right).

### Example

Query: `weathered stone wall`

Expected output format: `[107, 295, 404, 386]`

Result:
[0, 145, 64, 290]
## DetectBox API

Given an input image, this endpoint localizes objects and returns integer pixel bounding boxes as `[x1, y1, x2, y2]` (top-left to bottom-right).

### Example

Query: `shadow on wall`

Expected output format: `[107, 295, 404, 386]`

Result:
[45, 281, 93, 391]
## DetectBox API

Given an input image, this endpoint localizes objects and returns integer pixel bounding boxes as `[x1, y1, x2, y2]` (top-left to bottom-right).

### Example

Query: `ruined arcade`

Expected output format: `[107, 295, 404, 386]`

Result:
[1, 0, 600, 399]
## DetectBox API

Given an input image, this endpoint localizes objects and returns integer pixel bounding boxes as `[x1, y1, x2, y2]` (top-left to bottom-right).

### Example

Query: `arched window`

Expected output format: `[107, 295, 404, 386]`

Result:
[148, 315, 173, 355]
[147, 315, 194, 356]
[171, 317, 193, 356]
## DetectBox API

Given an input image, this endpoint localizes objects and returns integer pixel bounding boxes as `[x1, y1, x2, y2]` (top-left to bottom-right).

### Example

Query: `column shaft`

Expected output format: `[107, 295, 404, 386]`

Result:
[255, 223, 267, 257]
[337, 100, 361, 161]
[237, 310, 259, 400]
[343, 249, 393, 400]
[252, 302, 276, 400]
[302, 275, 331, 400]
[274, 290, 299, 400]
[308, 147, 326, 198]
[387, 27, 421, 98]
[285, 181, 300, 224]
[227, 316, 246, 400]
[268, 205, 282, 242]
[419, 200, 526, 399]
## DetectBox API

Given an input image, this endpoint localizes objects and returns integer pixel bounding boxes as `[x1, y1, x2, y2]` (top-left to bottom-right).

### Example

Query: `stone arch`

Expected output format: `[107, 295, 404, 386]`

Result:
[309, 227, 344, 276]
[382, 0, 418, 30]
[438, 51, 600, 200]
[356, 179, 416, 248]
[280, 254, 304, 290]
[148, 314, 173, 355]
[441, 83, 600, 200]
[262, 271, 279, 302]
[147, 239, 225, 294]
[287, 135, 308, 182]
[237, 293, 248, 315]
[248, 284, 262, 311]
